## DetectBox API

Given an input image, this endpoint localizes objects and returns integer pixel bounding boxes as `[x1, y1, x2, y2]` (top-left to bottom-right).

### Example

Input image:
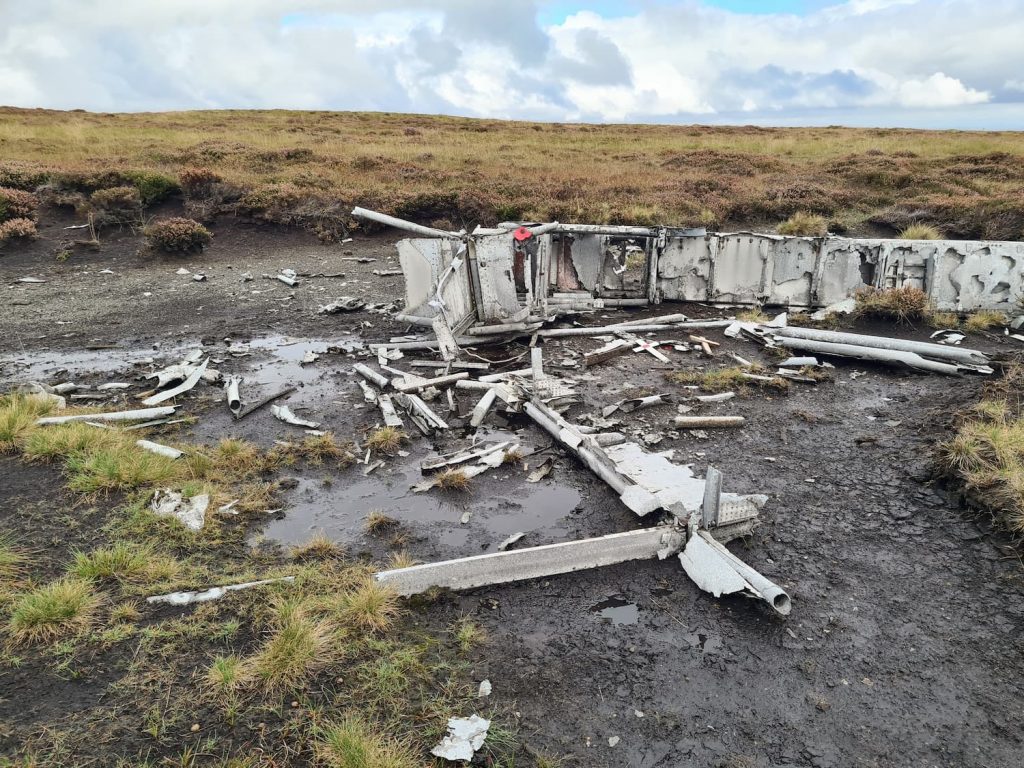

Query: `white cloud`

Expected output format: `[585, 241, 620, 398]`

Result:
[896, 73, 989, 108]
[0, 0, 1018, 127]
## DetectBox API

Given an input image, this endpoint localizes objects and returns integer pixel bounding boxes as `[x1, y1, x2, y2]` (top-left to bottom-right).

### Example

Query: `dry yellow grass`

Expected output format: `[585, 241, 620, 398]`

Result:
[854, 286, 931, 324]
[2, 107, 1024, 237]
[940, 365, 1024, 535]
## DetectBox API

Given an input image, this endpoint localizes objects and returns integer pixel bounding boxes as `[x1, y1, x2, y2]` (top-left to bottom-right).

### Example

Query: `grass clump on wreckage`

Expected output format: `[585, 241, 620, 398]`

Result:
[2, 198, 1024, 765]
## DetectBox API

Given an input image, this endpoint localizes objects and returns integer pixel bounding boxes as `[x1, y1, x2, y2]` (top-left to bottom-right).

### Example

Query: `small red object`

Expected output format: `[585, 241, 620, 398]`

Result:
[512, 226, 533, 242]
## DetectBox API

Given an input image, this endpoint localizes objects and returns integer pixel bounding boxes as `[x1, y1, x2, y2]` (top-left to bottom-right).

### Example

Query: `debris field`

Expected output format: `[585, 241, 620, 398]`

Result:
[2, 208, 1023, 767]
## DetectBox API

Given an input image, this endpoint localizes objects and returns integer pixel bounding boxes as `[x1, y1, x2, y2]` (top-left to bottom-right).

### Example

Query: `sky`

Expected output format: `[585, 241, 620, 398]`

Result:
[1, 0, 1022, 129]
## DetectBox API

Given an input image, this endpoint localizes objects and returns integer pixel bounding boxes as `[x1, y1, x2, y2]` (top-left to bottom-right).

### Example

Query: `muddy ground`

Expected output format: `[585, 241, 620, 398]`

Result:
[2, 209, 1024, 767]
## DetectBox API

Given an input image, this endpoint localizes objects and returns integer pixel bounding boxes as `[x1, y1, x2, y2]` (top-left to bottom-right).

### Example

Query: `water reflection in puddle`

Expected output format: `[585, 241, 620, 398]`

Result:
[591, 596, 640, 625]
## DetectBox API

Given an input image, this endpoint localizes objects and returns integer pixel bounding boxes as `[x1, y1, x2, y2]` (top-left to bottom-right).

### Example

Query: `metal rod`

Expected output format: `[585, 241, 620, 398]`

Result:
[351, 206, 461, 239]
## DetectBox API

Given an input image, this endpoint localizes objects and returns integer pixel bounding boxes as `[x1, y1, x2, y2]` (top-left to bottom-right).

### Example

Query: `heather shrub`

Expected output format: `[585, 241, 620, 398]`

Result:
[0, 162, 51, 191]
[89, 186, 143, 227]
[179, 167, 222, 198]
[144, 217, 211, 253]
[0, 218, 39, 245]
[122, 170, 178, 205]
[0, 187, 40, 222]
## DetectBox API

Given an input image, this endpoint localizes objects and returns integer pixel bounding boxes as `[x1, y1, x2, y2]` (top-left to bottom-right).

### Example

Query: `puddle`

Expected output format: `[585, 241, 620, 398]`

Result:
[2, 333, 584, 560]
[260, 445, 581, 558]
[591, 596, 640, 625]
[1, 340, 195, 381]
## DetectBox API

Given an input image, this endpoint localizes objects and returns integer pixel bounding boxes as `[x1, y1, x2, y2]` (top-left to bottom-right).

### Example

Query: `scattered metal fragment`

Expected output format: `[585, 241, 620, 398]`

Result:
[497, 532, 526, 551]
[602, 393, 673, 417]
[421, 441, 512, 472]
[679, 530, 791, 616]
[234, 385, 296, 420]
[146, 577, 295, 606]
[931, 329, 966, 346]
[14, 277, 45, 283]
[470, 388, 498, 427]
[36, 406, 177, 425]
[96, 382, 130, 391]
[271, 404, 321, 429]
[394, 372, 468, 394]
[136, 440, 183, 459]
[319, 297, 365, 313]
[477, 679, 491, 698]
[142, 358, 209, 405]
[373, 269, 403, 276]
[225, 377, 242, 416]
[353, 363, 389, 389]
[778, 356, 820, 367]
[674, 416, 745, 428]
[51, 383, 80, 394]
[692, 391, 736, 403]
[363, 460, 385, 476]
[376, 393, 404, 428]
[431, 715, 491, 763]
[301, 350, 319, 365]
[526, 458, 553, 483]
[150, 489, 209, 531]
[276, 269, 298, 287]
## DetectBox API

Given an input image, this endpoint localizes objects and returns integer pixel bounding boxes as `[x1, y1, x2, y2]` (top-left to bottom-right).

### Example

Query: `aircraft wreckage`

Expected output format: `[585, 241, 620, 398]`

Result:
[349, 206, 1019, 617]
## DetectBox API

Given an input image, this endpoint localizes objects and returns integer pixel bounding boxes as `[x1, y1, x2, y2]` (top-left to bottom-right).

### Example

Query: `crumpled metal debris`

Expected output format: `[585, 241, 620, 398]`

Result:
[150, 488, 209, 531]
[318, 296, 365, 313]
[431, 715, 491, 762]
[143, 358, 210, 405]
[146, 576, 295, 606]
[270, 404, 321, 429]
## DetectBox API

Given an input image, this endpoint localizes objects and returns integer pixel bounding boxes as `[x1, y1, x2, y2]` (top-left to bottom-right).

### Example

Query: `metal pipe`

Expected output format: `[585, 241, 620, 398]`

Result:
[376, 525, 686, 596]
[351, 206, 461, 239]
[353, 363, 389, 389]
[536, 320, 732, 337]
[37, 406, 177, 425]
[776, 338, 961, 375]
[772, 326, 988, 366]
[674, 416, 746, 428]
[393, 372, 468, 394]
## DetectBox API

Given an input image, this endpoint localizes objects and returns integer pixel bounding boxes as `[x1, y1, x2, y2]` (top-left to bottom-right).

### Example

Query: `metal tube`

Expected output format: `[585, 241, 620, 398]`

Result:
[375, 525, 686, 596]
[772, 326, 988, 366]
[674, 416, 746, 428]
[37, 406, 177, 425]
[353, 363, 389, 389]
[536, 320, 732, 337]
[393, 372, 468, 394]
[351, 206, 461, 239]
[776, 338, 960, 374]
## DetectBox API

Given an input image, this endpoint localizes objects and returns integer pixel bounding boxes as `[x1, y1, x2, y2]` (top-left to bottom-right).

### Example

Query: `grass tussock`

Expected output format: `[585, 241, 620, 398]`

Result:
[667, 366, 790, 393]
[899, 223, 943, 240]
[240, 598, 337, 693]
[0, 394, 57, 453]
[7, 578, 101, 645]
[316, 714, 419, 768]
[777, 211, 828, 236]
[854, 286, 931, 324]
[364, 510, 399, 534]
[435, 468, 471, 492]
[964, 310, 1007, 333]
[68, 542, 180, 585]
[0, 535, 26, 583]
[365, 427, 409, 456]
[927, 311, 961, 329]
[452, 615, 487, 652]
[339, 580, 400, 633]
[291, 531, 344, 561]
[502, 447, 524, 465]
[939, 365, 1024, 535]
